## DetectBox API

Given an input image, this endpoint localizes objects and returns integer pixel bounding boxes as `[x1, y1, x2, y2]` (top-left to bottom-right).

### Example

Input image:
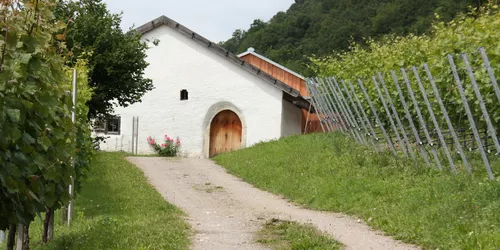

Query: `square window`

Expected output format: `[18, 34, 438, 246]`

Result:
[106, 116, 121, 135]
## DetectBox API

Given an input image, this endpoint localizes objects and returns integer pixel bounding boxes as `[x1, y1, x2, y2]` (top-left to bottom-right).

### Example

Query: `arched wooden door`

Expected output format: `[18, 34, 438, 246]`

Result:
[209, 110, 242, 158]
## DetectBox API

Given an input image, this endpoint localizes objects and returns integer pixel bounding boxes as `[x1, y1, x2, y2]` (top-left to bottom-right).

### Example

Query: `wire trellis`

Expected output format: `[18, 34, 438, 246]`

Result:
[307, 47, 500, 180]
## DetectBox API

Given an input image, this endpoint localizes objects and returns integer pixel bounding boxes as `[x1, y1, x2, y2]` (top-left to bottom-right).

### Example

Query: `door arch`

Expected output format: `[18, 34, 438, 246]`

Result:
[209, 110, 242, 158]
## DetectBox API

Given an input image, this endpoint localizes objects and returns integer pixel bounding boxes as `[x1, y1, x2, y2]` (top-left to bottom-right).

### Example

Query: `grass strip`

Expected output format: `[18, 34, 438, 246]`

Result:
[256, 218, 342, 250]
[214, 133, 500, 249]
[27, 152, 190, 250]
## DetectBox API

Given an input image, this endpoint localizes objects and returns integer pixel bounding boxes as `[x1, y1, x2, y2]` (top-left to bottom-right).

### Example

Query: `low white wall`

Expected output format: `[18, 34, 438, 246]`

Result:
[281, 97, 303, 137]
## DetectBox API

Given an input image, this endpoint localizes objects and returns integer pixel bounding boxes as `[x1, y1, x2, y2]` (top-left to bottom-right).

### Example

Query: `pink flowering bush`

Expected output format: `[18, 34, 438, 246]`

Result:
[147, 134, 181, 157]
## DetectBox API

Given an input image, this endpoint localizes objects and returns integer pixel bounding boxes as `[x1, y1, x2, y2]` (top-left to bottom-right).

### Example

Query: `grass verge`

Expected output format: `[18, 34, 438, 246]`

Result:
[257, 219, 342, 250]
[214, 133, 500, 250]
[24, 152, 190, 250]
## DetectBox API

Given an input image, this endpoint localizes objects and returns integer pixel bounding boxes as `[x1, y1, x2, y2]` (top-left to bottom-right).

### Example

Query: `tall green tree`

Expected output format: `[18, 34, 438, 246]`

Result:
[55, 0, 153, 118]
[218, 29, 246, 53]
[221, 0, 487, 76]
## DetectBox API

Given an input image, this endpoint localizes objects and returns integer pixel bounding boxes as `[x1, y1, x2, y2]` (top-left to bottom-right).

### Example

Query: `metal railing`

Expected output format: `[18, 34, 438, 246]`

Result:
[307, 47, 500, 180]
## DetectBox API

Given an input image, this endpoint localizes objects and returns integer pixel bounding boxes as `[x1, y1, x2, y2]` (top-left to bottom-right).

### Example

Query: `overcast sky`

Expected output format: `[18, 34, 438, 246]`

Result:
[103, 0, 295, 43]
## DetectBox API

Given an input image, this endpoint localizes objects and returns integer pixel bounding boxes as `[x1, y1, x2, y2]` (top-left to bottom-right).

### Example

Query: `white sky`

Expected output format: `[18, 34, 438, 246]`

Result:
[103, 0, 295, 42]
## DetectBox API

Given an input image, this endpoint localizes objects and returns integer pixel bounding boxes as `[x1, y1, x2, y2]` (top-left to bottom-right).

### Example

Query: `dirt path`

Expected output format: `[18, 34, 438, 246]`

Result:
[127, 157, 420, 250]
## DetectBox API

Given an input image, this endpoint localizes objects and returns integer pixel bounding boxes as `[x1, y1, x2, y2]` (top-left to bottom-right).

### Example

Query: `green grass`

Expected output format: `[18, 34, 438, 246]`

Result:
[19, 152, 190, 250]
[214, 133, 500, 250]
[256, 219, 342, 250]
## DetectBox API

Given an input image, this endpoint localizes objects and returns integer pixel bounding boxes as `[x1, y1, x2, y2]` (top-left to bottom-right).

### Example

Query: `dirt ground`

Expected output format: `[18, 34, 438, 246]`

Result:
[127, 157, 420, 250]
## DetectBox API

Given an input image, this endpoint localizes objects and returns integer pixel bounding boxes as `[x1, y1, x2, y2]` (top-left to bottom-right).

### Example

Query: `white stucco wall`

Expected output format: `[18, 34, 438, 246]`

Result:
[98, 25, 288, 158]
[281, 98, 303, 137]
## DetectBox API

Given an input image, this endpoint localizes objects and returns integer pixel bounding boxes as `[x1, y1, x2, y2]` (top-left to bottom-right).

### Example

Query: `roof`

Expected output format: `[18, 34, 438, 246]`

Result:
[238, 48, 305, 80]
[135, 15, 314, 112]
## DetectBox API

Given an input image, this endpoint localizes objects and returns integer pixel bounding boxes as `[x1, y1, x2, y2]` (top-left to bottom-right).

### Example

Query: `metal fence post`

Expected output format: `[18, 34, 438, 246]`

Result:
[462, 53, 500, 154]
[412, 67, 457, 172]
[321, 78, 351, 133]
[377, 72, 415, 160]
[312, 79, 336, 132]
[347, 81, 382, 151]
[424, 63, 471, 173]
[326, 78, 365, 143]
[305, 80, 326, 133]
[67, 68, 77, 226]
[341, 80, 378, 150]
[358, 78, 398, 156]
[448, 54, 494, 179]
[331, 78, 368, 145]
[316, 78, 347, 133]
[479, 47, 500, 103]
[402, 68, 442, 170]
[372, 76, 408, 157]
[313, 79, 337, 132]
[132, 117, 136, 154]
[393, 70, 431, 167]
[135, 117, 139, 154]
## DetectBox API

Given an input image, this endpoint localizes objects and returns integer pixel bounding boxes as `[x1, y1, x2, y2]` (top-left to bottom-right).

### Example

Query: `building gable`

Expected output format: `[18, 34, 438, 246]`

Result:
[135, 15, 312, 111]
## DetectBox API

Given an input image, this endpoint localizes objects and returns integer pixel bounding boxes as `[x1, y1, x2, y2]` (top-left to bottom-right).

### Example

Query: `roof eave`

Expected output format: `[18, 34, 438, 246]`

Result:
[135, 16, 314, 112]
[238, 50, 305, 80]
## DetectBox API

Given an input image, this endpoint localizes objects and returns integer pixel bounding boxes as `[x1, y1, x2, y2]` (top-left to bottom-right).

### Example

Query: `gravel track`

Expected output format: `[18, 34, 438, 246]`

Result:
[127, 157, 420, 250]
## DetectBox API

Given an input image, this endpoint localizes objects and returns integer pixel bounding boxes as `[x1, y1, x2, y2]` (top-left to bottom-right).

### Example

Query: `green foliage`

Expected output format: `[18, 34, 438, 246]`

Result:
[29, 152, 190, 249]
[55, 0, 153, 118]
[257, 219, 342, 250]
[214, 133, 500, 249]
[310, 4, 500, 131]
[220, 0, 486, 76]
[218, 29, 246, 53]
[0, 0, 75, 229]
[68, 59, 94, 193]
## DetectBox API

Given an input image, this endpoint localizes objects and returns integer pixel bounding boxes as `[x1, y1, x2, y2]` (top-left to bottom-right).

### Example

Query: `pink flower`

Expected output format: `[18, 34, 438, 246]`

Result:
[161, 143, 166, 147]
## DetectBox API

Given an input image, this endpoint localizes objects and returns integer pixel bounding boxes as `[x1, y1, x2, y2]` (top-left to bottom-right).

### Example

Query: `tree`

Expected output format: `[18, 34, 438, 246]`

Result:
[218, 29, 246, 53]
[220, 0, 487, 76]
[55, 0, 153, 118]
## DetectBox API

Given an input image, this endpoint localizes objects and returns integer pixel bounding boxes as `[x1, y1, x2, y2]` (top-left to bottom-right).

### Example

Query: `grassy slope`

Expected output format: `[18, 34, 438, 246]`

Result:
[28, 152, 190, 250]
[257, 219, 342, 250]
[214, 133, 500, 250]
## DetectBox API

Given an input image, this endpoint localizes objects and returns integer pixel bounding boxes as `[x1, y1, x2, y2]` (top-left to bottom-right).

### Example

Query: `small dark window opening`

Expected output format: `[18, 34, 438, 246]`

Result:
[181, 89, 188, 101]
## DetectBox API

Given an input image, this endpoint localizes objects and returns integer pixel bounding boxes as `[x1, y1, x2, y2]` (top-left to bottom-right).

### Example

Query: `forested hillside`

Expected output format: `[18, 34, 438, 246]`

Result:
[220, 0, 485, 75]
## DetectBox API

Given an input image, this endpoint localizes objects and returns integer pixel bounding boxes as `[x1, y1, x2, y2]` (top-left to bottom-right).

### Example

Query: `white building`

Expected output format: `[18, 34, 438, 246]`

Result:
[95, 16, 312, 158]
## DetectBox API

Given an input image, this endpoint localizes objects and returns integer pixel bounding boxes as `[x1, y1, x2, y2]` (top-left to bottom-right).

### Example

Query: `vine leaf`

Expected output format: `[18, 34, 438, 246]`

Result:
[38, 136, 52, 151]
[6, 108, 21, 122]
[22, 133, 36, 145]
